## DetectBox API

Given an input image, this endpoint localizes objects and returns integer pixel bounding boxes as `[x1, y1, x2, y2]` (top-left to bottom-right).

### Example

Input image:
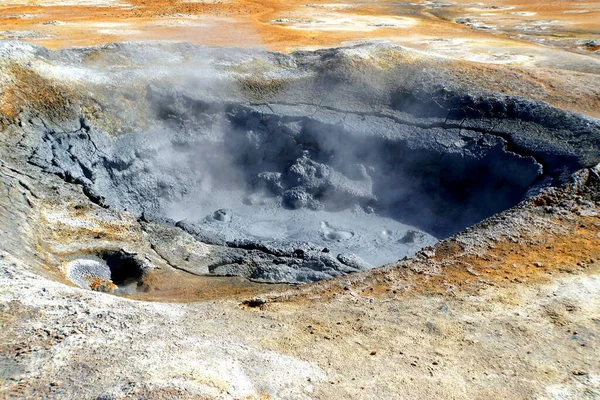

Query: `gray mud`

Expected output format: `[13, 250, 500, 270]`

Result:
[166, 189, 436, 267]
[12, 41, 600, 283]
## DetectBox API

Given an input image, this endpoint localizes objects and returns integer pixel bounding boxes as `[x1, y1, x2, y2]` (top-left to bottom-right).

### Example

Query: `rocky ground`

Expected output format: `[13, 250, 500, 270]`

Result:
[1, 1, 600, 399]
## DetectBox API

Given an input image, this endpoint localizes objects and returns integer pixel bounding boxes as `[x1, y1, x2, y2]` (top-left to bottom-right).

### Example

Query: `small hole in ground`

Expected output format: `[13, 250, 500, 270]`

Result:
[103, 250, 146, 286]
[65, 250, 150, 295]
[242, 298, 267, 308]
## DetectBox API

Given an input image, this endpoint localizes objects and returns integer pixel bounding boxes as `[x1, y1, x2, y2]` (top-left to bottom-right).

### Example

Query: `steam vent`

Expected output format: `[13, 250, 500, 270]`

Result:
[1, 0, 600, 398]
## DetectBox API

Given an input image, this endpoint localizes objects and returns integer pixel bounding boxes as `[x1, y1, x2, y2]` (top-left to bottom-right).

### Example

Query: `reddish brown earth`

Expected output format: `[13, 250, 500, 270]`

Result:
[2, 0, 599, 118]
[1, 0, 598, 52]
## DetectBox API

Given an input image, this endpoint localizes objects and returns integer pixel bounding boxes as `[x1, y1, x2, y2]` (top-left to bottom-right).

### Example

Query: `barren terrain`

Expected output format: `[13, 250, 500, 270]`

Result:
[1, 1, 600, 399]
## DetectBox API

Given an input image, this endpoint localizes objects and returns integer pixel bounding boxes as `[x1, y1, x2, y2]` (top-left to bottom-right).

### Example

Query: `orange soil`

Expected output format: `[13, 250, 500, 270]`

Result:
[0, 64, 74, 121]
[130, 269, 291, 302]
[0, 0, 598, 51]
[2, 1, 599, 118]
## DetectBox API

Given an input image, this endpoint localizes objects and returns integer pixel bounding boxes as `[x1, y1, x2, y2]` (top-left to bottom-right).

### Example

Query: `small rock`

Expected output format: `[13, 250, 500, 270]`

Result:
[455, 17, 472, 25]
[209, 208, 233, 223]
[337, 253, 372, 271]
[399, 229, 424, 244]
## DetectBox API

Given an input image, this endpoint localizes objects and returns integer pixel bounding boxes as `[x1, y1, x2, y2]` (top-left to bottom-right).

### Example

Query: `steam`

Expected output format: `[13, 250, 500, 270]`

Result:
[31, 43, 548, 269]
[96, 60, 542, 245]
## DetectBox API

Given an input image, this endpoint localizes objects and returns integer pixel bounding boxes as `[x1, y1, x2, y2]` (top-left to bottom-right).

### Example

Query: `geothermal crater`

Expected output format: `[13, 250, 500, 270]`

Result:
[10, 42, 599, 290]
[33, 92, 541, 285]
[2, 2, 600, 396]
